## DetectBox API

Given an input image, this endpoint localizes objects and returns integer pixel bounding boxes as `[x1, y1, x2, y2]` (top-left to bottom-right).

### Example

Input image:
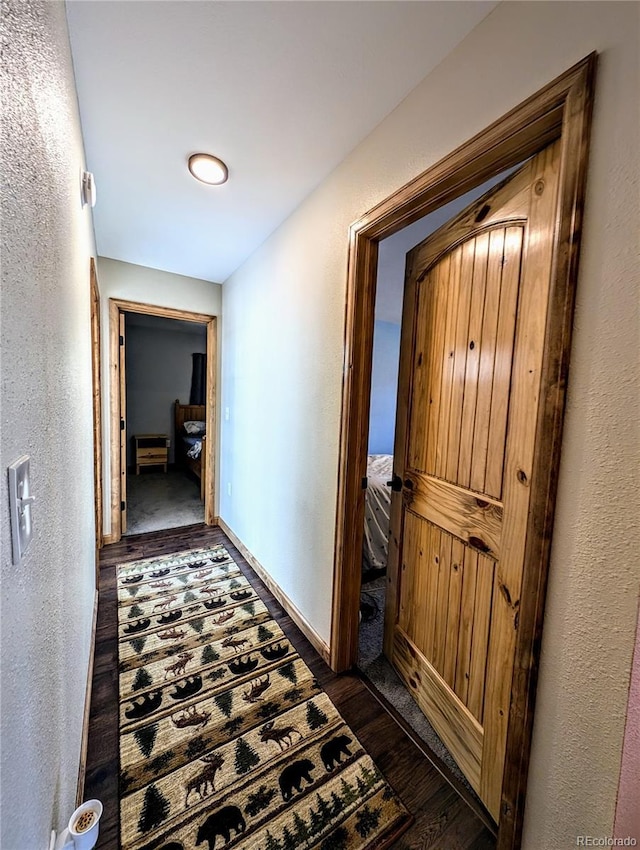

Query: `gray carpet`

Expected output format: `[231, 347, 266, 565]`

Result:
[124, 468, 204, 535]
[358, 576, 476, 795]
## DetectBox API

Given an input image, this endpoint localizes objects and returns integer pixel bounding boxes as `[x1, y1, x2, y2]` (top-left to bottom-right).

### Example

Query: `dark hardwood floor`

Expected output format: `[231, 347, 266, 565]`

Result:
[84, 524, 496, 850]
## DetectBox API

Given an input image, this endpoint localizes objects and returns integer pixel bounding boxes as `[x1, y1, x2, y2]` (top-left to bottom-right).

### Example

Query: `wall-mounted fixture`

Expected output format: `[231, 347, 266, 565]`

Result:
[188, 153, 229, 185]
[81, 170, 97, 207]
[8, 455, 35, 564]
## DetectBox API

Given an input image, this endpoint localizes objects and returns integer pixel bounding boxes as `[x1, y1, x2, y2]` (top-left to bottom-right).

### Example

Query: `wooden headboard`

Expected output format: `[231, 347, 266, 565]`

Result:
[174, 399, 206, 438]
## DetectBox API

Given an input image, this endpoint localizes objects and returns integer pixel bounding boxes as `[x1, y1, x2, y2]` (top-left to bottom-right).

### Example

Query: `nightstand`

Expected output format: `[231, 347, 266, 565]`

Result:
[134, 434, 169, 474]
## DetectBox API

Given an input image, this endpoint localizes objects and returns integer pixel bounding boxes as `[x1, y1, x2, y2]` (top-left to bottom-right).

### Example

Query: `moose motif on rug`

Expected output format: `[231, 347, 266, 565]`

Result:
[170, 705, 211, 730]
[221, 635, 250, 654]
[153, 594, 179, 612]
[164, 652, 194, 679]
[184, 753, 225, 807]
[259, 720, 302, 751]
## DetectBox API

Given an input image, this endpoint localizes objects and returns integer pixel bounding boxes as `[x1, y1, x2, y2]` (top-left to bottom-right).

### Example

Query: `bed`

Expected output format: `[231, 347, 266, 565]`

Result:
[174, 399, 207, 501]
[363, 454, 394, 571]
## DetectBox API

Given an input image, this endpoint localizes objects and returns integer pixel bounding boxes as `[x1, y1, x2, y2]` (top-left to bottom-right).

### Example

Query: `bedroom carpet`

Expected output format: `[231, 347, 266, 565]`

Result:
[117, 546, 412, 850]
[358, 577, 476, 798]
[125, 470, 204, 536]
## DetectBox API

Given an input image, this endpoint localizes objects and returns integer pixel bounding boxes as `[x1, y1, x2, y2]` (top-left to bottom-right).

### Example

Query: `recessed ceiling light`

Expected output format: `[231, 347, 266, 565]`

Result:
[188, 153, 229, 186]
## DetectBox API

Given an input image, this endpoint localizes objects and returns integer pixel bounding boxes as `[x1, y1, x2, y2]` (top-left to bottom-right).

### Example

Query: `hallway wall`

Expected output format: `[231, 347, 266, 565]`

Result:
[220, 3, 640, 846]
[0, 1, 97, 847]
[368, 321, 401, 455]
[615, 601, 640, 840]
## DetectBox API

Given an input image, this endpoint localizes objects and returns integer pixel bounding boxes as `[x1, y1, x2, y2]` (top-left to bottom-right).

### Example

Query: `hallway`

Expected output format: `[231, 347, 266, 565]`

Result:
[84, 524, 495, 849]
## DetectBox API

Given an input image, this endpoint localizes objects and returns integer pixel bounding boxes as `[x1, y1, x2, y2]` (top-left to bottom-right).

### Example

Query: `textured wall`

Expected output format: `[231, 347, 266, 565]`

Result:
[97, 257, 222, 532]
[368, 322, 401, 455]
[125, 320, 207, 464]
[615, 603, 640, 840]
[0, 1, 97, 848]
[221, 2, 640, 845]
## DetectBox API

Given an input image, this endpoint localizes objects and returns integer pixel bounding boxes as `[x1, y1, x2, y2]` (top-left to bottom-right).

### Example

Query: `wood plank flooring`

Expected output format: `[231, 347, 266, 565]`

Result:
[85, 523, 496, 850]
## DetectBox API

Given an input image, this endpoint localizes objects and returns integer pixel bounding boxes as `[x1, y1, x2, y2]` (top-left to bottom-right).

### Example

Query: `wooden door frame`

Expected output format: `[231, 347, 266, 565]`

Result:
[108, 298, 217, 541]
[90, 258, 103, 578]
[330, 54, 596, 848]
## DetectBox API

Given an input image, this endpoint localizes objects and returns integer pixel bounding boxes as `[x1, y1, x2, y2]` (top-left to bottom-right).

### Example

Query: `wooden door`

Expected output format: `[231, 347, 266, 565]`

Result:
[384, 140, 561, 820]
[119, 311, 127, 534]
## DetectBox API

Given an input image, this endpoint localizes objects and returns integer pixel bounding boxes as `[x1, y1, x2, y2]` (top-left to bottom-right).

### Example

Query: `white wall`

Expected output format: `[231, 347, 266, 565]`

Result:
[125, 319, 207, 465]
[368, 321, 401, 456]
[615, 600, 640, 840]
[97, 258, 221, 532]
[0, 1, 97, 847]
[221, 2, 640, 845]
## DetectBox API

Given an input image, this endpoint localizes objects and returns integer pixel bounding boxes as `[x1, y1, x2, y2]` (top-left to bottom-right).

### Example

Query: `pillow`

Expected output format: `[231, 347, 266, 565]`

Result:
[184, 420, 206, 435]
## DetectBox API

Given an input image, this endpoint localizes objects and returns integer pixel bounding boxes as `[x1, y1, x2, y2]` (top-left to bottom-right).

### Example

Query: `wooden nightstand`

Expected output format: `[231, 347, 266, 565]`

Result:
[134, 434, 169, 474]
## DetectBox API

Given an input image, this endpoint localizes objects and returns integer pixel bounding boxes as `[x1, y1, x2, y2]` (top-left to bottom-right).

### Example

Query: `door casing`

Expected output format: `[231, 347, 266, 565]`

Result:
[89, 258, 103, 576]
[107, 298, 217, 542]
[330, 54, 596, 849]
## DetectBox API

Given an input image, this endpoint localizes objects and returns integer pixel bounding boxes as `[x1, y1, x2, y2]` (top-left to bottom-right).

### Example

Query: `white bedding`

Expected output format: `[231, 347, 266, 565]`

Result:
[363, 454, 394, 570]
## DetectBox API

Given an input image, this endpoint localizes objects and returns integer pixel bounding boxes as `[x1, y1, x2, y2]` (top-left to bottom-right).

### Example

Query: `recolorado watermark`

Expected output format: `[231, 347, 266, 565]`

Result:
[576, 839, 637, 847]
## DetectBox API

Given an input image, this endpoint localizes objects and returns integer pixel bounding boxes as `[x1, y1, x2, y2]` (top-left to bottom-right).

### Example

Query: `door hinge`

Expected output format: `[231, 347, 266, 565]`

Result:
[120, 501, 125, 511]
[120, 419, 125, 430]
[361, 476, 368, 490]
[119, 335, 124, 345]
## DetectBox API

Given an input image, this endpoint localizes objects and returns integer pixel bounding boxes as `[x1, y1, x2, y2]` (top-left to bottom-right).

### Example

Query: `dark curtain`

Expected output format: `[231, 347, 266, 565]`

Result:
[189, 353, 207, 405]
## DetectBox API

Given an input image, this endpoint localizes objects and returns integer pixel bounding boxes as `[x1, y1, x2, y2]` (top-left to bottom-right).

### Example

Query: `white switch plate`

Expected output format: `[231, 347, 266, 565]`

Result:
[8, 455, 34, 564]
[225, 407, 230, 421]
[227, 482, 232, 496]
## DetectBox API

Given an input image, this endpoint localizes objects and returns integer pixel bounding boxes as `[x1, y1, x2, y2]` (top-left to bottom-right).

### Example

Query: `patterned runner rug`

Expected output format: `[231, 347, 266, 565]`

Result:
[117, 545, 412, 850]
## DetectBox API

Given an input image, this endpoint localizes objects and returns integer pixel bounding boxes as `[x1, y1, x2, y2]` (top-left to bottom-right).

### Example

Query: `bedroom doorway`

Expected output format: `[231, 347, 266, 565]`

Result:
[332, 56, 595, 848]
[108, 299, 217, 541]
[357, 166, 517, 820]
[123, 313, 206, 535]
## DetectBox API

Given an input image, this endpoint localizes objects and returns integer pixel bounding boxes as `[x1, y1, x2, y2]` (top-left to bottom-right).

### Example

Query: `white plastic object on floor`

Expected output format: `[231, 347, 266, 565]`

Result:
[54, 828, 74, 850]
[69, 800, 102, 850]
[54, 799, 103, 850]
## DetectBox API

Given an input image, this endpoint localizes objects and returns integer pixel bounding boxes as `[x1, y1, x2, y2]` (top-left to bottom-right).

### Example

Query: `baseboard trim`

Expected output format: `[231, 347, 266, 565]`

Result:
[76, 589, 99, 807]
[217, 518, 331, 665]
[103, 532, 118, 545]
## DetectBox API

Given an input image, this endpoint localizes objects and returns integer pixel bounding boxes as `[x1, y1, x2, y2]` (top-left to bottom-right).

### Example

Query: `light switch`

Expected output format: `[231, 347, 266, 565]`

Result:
[8, 455, 34, 564]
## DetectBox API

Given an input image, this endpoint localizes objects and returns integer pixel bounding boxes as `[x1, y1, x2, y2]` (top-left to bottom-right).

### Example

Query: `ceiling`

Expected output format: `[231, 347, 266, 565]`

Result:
[66, 1, 496, 284]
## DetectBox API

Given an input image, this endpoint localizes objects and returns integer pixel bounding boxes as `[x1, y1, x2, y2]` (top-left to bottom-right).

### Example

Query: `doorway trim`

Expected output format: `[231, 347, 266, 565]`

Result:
[330, 54, 596, 848]
[108, 298, 217, 541]
[89, 259, 103, 570]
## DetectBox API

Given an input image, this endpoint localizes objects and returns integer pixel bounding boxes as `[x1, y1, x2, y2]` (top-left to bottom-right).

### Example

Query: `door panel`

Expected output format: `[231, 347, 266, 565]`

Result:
[385, 140, 561, 820]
